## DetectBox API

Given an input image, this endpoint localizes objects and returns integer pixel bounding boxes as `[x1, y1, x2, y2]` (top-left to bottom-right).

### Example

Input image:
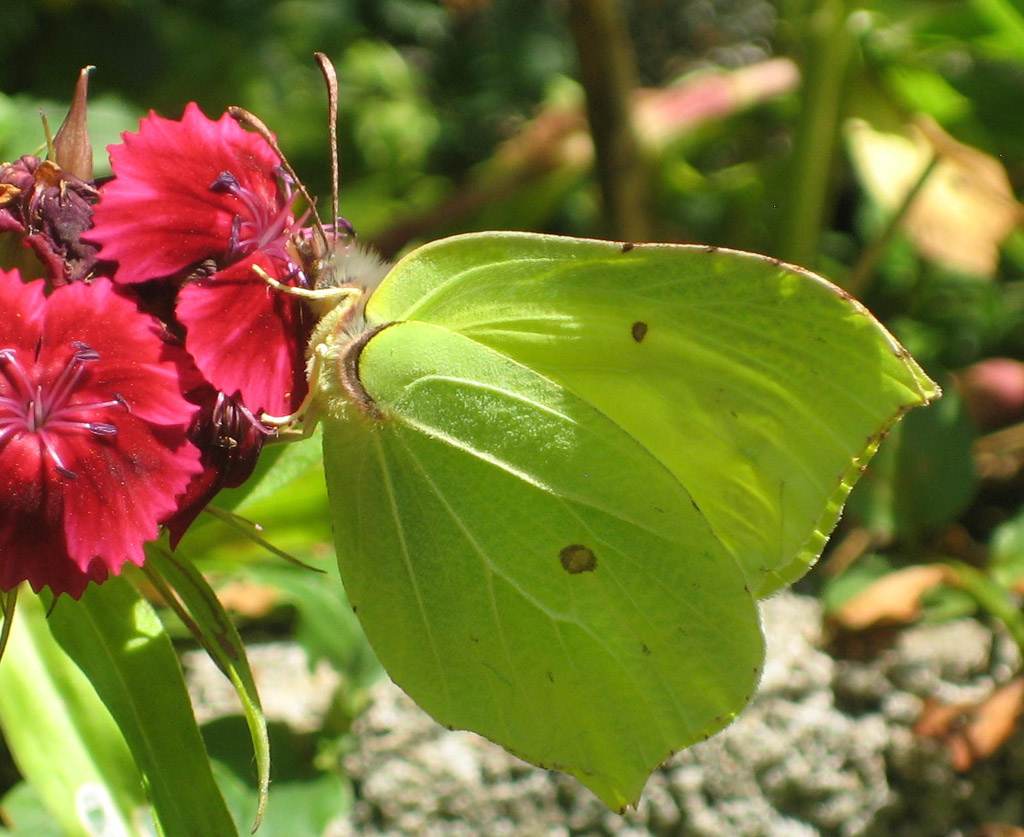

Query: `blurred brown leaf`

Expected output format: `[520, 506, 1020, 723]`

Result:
[214, 580, 281, 619]
[915, 678, 1024, 771]
[832, 565, 951, 630]
[973, 826, 1024, 837]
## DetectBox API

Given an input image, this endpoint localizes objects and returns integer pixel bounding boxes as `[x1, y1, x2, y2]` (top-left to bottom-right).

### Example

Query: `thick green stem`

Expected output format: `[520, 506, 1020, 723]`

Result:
[568, 0, 650, 241]
[945, 560, 1024, 656]
[845, 154, 939, 297]
[776, 0, 856, 268]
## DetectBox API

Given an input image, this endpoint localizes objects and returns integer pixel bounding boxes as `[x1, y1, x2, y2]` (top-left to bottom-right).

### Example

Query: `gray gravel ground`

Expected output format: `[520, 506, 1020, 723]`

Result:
[186, 591, 1024, 836]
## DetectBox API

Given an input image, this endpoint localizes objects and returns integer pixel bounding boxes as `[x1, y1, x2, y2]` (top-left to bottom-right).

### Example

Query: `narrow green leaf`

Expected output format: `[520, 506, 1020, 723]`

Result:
[0, 589, 18, 665]
[221, 561, 381, 695]
[144, 546, 270, 832]
[946, 559, 1024, 654]
[0, 591, 148, 837]
[0, 782, 64, 836]
[205, 718, 352, 837]
[176, 459, 334, 569]
[970, 0, 1024, 59]
[44, 577, 236, 837]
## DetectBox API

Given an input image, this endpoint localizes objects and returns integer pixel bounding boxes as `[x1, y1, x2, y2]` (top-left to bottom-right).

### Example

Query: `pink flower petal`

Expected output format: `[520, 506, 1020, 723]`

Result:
[0, 448, 99, 598]
[60, 416, 199, 575]
[88, 103, 284, 282]
[177, 253, 312, 417]
[0, 267, 44, 341]
[41, 280, 203, 426]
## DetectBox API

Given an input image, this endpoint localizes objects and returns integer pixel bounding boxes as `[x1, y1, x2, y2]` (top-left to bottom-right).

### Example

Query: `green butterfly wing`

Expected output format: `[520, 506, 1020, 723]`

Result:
[320, 320, 762, 810]
[314, 231, 937, 808]
[356, 232, 939, 597]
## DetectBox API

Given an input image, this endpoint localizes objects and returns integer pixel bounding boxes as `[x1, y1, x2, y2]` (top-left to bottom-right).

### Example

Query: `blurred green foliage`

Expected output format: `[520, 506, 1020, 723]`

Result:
[0, 0, 775, 241]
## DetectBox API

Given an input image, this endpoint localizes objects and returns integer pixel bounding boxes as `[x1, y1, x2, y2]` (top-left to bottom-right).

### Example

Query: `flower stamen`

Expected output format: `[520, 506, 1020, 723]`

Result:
[210, 170, 300, 263]
[0, 342, 128, 479]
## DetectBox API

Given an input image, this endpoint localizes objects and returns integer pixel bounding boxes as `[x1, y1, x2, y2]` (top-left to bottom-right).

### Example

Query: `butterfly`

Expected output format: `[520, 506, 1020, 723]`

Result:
[307, 230, 937, 809]
[242, 55, 939, 810]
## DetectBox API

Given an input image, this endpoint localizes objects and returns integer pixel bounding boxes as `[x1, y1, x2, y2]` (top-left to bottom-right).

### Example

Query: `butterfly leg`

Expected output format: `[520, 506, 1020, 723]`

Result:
[260, 342, 332, 439]
[251, 264, 362, 306]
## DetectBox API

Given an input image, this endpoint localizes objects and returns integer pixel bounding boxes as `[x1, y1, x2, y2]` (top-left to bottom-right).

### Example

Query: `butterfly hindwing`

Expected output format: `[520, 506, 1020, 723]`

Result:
[322, 319, 763, 810]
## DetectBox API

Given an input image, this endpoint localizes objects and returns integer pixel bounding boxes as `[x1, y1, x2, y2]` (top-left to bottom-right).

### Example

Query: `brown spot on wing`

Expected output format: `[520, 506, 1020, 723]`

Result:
[559, 544, 597, 574]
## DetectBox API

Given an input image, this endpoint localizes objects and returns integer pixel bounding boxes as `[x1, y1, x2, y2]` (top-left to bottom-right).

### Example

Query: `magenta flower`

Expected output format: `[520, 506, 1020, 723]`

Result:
[87, 103, 314, 417]
[0, 268, 203, 598]
[175, 252, 310, 419]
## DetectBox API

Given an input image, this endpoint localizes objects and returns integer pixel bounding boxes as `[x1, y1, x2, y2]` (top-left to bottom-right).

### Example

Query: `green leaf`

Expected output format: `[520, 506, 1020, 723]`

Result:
[846, 370, 976, 544]
[44, 577, 236, 837]
[989, 507, 1024, 590]
[204, 717, 352, 837]
[0, 592, 148, 837]
[225, 562, 381, 697]
[944, 560, 1024, 653]
[176, 462, 333, 569]
[144, 546, 270, 832]
[970, 0, 1024, 59]
[0, 782, 64, 837]
[313, 231, 938, 808]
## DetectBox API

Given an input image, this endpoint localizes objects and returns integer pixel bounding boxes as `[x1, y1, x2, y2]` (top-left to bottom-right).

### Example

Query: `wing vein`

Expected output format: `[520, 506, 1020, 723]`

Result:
[371, 430, 456, 713]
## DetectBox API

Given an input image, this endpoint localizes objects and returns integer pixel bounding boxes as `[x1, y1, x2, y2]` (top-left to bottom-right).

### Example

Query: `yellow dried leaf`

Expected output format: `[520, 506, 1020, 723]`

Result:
[846, 117, 1021, 277]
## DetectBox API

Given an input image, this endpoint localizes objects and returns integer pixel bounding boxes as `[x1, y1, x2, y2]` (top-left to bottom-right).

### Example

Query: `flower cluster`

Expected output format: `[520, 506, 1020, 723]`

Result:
[88, 103, 319, 419]
[0, 82, 324, 597]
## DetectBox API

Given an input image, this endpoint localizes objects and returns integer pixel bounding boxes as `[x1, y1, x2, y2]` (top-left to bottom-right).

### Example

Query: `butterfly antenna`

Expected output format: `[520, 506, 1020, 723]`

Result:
[314, 52, 344, 248]
[227, 104, 331, 251]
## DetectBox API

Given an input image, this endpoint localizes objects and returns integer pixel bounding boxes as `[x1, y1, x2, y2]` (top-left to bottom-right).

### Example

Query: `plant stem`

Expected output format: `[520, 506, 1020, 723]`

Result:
[946, 559, 1024, 655]
[776, 0, 856, 268]
[568, 0, 650, 241]
[845, 154, 939, 298]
